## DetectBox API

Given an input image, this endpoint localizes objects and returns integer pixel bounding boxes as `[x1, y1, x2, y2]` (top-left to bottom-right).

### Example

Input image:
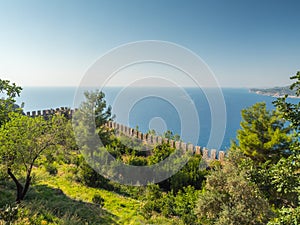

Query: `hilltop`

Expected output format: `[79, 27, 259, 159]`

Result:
[249, 86, 299, 98]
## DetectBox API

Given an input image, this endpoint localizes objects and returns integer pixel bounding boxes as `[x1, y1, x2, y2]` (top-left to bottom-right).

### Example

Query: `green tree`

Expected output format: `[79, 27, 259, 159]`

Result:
[73, 90, 114, 154]
[87, 90, 114, 146]
[269, 71, 300, 223]
[173, 186, 199, 224]
[0, 79, 22, 126]
[0, 113, 66, 202]
[274, 71, 300, 131]
[169, 154, 207, 192]
[195, 158, 272, 225]
[148, 143, 174, 165]
[234, 102, 291, 163]
[274, 71, 300, 154]
[163, 130, 180, 141]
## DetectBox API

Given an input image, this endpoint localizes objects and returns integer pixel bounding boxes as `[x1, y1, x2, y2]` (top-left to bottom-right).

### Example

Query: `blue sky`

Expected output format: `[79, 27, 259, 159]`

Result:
[0, 0, 299, 87]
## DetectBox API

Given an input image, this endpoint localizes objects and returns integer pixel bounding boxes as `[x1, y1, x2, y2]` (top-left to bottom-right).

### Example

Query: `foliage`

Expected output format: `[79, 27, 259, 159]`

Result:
[227, 72, 300, 224]
[163, 130, 181, 141]
[142, 184, 200, 224]
[234, 102, 291, 163]
[141, 184, 163, 219]
[268, 206, 300, 225]
[172, 186, 199, 224]
[122, 155, 148, 166]
[45, 163, 58, 176]
[195, 158, 272, 225]
[148, 143, 175, 165]
[246, 153, 300, 209]
[106, 135, 148, 159]
[0, 79, 22, 127]
[0, 204, 19, 224]
[0, 113, 67, 202]
[169, 155, 207, 192]
[274, 71, 300, 131]
[73, 90, 114, 149]
[77, 161, 112, 190]
[92, 193, 105, 208]
[6, 76, 300, 223]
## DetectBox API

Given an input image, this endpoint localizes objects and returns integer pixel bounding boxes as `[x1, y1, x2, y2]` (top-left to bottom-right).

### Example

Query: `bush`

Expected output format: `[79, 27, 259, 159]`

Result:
[141, 184, 164, 219]
[45, 163, 58, 175]
[92, 194, 105, 208]
[78, 162, 113, 190]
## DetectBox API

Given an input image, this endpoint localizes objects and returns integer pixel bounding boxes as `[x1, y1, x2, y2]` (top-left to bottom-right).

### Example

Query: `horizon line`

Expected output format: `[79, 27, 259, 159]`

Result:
[19, 85, 277, 89]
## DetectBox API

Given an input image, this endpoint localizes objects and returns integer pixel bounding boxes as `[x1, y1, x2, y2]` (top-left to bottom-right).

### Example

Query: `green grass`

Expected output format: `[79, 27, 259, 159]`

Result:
[1, 164, 181, 225]
[33, 165, 143, 224]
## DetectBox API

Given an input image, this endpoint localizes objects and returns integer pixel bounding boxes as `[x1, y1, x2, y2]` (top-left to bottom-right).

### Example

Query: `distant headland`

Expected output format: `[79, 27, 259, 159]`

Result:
[249, 86, 299, 98]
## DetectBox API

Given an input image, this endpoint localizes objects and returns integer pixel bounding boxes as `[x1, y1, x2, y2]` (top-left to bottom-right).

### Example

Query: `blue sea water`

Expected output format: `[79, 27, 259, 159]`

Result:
[16, 87, 299, 150]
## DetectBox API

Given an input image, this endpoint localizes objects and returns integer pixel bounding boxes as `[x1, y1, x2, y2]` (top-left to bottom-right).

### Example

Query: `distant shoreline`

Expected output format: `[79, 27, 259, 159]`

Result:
[249, 87, 300, 99]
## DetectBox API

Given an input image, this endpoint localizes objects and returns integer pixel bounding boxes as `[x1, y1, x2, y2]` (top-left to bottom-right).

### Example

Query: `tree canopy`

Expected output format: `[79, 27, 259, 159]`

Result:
[234, 102, 291, 163]
[0, 113, 66, 202]
[0, 79, 22, 126]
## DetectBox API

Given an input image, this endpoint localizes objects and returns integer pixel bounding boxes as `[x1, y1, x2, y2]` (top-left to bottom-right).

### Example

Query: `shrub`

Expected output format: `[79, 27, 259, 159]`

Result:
[92, 194, 105, 208]
[45, 163, 58, 175]
[78, 162, 113, 190]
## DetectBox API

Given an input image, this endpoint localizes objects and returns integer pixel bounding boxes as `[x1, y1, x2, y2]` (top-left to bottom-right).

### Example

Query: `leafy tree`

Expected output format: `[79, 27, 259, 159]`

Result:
[0, 113, 66, 202]
[0, 79, 22, 126]
[195, 158, 272, 225]
[268, 206, 300, 225]
[270, 72, 300, 223]
[234, 150, 300, 209]
[274, 71, 300, 131]
[274, 71, 300, 155]
[268, 154, 300, 208]
[233, 102, 291, 163]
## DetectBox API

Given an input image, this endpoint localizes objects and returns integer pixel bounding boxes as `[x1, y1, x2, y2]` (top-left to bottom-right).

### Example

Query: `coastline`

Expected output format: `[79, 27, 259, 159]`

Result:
[249, 89, 300, 99]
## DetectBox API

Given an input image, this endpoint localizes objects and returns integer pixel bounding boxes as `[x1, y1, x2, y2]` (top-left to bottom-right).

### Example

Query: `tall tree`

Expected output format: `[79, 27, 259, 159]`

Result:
[74, 90, 114, 149]
[234, 102, 291, 163]
[0, 113, 66, 202]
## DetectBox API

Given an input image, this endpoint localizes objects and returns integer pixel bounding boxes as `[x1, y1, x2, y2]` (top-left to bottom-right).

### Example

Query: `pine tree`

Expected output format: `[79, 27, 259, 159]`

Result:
[235, 102, 291, 163]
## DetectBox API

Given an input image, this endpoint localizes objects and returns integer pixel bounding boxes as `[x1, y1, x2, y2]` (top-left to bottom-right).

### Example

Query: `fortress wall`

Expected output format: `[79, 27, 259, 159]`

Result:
[25, 108, 226, 161]
[107, 121, 226, 161]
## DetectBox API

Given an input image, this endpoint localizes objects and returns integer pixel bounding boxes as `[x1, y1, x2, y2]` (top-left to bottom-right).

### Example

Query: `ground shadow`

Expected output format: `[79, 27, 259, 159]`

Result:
[9, 184, 119, 224]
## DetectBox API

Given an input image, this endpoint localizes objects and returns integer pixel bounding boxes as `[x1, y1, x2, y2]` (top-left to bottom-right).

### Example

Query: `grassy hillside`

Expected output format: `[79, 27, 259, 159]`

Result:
[0, 163, 182, 225]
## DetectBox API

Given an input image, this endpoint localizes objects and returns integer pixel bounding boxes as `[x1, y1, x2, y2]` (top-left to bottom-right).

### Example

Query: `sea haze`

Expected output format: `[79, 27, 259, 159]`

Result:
[16, 87, 299, 150]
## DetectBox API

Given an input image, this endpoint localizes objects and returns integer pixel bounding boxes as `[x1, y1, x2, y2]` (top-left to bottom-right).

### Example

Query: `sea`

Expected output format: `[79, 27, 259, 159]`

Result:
[16, 87, 300, 151]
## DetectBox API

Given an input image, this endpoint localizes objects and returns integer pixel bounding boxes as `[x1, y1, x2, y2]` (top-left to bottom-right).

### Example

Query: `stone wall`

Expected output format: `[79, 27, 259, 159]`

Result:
[25, 107, 226, 161]
[106, 121, 226, 161]
[25, 107, 76, 120]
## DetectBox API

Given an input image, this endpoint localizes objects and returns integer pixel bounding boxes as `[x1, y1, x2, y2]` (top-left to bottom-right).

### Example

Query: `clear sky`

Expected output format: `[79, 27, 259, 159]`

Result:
[0, 0, 299, 87]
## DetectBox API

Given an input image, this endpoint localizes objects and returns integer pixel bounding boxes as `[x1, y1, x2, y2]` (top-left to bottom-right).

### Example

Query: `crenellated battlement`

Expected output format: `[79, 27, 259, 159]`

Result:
[106, 121, 226, 161]
[25, 107, 77, 119]
[25, 107, 226, 161]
